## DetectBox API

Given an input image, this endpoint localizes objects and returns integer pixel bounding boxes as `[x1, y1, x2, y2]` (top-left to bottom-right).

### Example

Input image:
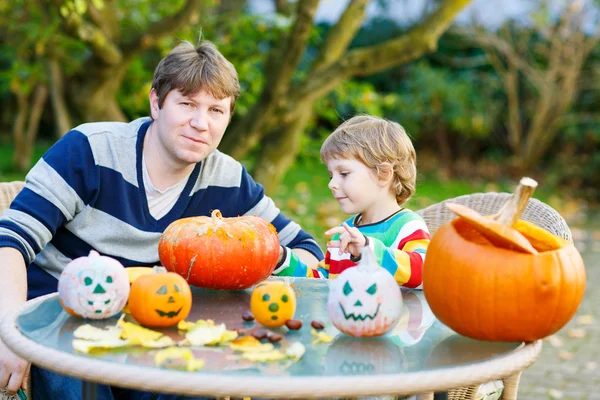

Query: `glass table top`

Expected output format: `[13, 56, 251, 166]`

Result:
[17, 278, 522, 378]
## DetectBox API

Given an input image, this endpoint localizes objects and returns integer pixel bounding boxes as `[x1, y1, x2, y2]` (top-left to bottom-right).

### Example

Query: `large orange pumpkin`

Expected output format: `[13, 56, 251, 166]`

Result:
[423, 179, 586, 342]
[158, 210, 280, 290]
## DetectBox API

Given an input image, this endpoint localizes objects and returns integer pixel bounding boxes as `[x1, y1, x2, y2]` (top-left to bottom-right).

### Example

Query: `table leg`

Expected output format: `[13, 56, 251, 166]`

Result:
[82, 380, 98, 400]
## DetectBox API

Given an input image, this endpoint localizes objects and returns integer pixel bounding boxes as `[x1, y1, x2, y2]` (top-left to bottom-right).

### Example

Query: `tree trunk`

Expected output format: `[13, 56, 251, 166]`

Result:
[47, 59, 72, 137]
[434, 122, 453, 177]
[71, 64, 129, 122]
[13, 85, 48, 172]
[252, 105, 313, 194]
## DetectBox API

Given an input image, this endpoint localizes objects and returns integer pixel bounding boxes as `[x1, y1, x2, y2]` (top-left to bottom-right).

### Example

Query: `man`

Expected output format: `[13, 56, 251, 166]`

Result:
[0, 40, 324, 399]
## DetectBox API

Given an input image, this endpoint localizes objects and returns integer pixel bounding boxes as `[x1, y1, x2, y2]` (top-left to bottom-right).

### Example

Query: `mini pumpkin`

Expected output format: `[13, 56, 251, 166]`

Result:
[327, 246, 403, 337]
[250, 281, 296, 328]
[58, 250, 130, 319]
[159, 210, 280, 290]
[122, 267, 154, 313]
[423, 178, 586, 342]
[128, 266, 192, 327]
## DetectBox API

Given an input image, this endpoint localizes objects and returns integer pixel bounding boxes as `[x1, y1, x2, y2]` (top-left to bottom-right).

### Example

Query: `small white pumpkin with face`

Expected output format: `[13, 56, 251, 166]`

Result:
[327, 246, 402, 337]
[58, 250, 130, 319]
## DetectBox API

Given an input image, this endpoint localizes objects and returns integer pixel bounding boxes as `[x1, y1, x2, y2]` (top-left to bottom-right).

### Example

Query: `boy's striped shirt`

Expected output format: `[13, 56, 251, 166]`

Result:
[319, 209, 430, 289]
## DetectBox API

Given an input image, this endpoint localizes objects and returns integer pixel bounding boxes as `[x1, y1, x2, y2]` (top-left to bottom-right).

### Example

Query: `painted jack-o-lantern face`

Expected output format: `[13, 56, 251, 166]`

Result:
[327, 247, 402, 337]
[128, 267, 192, 327]
[250, 281, 296, 327]
[58, 250, 130, 319]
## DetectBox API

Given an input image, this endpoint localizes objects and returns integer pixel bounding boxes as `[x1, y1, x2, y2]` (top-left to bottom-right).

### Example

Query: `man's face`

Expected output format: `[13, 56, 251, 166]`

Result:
[149, 88, 231, 166]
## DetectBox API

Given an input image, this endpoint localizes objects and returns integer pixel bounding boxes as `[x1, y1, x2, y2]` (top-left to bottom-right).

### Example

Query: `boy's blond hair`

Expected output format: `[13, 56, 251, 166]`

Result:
[152, 40, 241, 113]
[320, 115, 416, 205]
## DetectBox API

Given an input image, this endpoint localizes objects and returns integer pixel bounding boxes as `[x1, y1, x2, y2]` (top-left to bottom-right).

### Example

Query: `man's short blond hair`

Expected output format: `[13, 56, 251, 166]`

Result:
[320, 115, 417, 205]
[152, 40, 240, 113]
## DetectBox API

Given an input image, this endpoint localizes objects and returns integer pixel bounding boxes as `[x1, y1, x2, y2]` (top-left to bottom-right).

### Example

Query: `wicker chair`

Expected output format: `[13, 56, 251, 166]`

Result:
[415, 192, 572, 400]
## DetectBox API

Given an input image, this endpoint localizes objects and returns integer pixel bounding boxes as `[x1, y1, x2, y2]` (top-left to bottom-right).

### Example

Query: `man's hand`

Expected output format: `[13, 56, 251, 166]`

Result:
[0, 338, 29, 395]
[325, 222, 366, 259]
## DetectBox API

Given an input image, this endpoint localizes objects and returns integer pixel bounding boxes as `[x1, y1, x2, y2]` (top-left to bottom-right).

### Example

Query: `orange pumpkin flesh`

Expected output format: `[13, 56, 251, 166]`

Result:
[423, 218, 586, 342]
[128, 268, 192, 328]
[158, 210, 280, 290]
[446, 203, 537, 254]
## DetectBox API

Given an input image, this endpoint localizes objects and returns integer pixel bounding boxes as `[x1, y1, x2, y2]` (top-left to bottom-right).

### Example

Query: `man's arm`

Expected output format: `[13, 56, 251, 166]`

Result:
[0, 247, 29, 394]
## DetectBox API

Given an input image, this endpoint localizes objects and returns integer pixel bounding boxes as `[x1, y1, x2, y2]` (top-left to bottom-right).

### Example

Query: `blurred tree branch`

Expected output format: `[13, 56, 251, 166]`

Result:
[464, 0, 599, 173]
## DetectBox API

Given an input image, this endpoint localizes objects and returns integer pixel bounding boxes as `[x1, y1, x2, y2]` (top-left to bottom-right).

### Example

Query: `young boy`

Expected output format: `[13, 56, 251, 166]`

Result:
[320, 115, 430, 289]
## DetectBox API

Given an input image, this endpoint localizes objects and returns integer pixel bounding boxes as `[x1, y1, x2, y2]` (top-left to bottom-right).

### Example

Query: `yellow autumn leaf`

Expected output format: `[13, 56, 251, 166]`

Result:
[118, 319, 163, 343]
[310, 329, 334, 344]
[185, 323, 226, 346]
[73, 324, 121, 341]
[178, 319, 217, 332]
[220, 329, 239, 343]
[140, 336, 176, 348]
[285, 342, 306, 361]
[154, 347, 205, 371]
[241, 349, 287, 362]
[72, 338, 130, 354]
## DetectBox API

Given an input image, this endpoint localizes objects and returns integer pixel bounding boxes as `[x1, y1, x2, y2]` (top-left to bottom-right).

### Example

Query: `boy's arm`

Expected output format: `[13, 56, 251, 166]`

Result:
[366, 214, 430, 289]
[272, 246, 329, 278]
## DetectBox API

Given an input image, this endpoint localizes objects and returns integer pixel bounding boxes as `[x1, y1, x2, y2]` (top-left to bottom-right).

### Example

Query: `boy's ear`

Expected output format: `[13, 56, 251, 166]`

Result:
[377, 165, 394, 187]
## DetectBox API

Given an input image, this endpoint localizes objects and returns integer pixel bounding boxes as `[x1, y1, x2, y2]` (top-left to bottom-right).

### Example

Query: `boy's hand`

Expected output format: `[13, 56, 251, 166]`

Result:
[325, 222, 366, 259]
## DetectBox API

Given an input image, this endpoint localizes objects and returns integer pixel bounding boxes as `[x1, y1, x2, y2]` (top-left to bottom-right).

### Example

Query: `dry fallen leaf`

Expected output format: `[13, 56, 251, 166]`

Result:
[585, 361, 597, 370]
[548, 389, 564, 399]
[230, 336, 275, 353]
[576, 315, 594, 325]
[545, 335, 563, 348]
[73, 325, 121, 341]
[567, 328, 586, 338]
[154, 347, 205, 371]
[310, 329, 334, 344]
[241, 349, 288, 362]
[73, 338, 131, 354]
[558, 350, 575, 360]
[285, 342, 306, 361]
[118, 319, 164, 343]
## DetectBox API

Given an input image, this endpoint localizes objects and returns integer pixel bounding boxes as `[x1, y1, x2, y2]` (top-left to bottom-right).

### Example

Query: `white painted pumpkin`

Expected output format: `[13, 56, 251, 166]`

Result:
[58, 250, 130, 319]
[327, 246, 402, 337]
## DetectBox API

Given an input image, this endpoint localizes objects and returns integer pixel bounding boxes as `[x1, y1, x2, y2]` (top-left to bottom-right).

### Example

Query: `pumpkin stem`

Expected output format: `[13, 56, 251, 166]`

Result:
[89, 250, 100, 258]
[153, 266, 168, 274]
[357, 245, 380, 272]
[494, 177, 538, 226]
[210, 209, 224, 224]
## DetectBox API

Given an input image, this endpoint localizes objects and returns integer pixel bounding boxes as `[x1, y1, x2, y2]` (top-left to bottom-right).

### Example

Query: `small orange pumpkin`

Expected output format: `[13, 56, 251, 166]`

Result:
[158, 210, 280, 290]
[250, 281, 296, 327]
[128, 266, 192, 327]
[423, 178, 586, 342]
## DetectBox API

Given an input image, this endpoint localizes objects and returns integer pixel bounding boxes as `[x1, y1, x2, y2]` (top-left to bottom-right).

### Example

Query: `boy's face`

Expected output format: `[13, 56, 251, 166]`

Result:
[327, 157, 390, 216]
[149, 88, 231, 167]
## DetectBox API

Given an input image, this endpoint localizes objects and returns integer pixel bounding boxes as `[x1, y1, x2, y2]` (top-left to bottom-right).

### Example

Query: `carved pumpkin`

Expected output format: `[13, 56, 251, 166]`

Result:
[158, 210, 280, 290]
[423, 178, 586, 342]
[250, 281, 296, 327]
[128, 266, 192, 327]
[327, 247, 403, 337]
[122, 267, 153, 313]
[58, 250, 130, 319]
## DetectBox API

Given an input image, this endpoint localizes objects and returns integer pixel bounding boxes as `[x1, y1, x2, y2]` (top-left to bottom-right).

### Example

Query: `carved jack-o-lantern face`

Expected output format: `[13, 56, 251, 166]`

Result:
[58, 250, 130, 319]
[327, 255, 402, 337]
[128, 268, 192, 327]
[325, 336, 406, 375]
[250, 281, 296, 327]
